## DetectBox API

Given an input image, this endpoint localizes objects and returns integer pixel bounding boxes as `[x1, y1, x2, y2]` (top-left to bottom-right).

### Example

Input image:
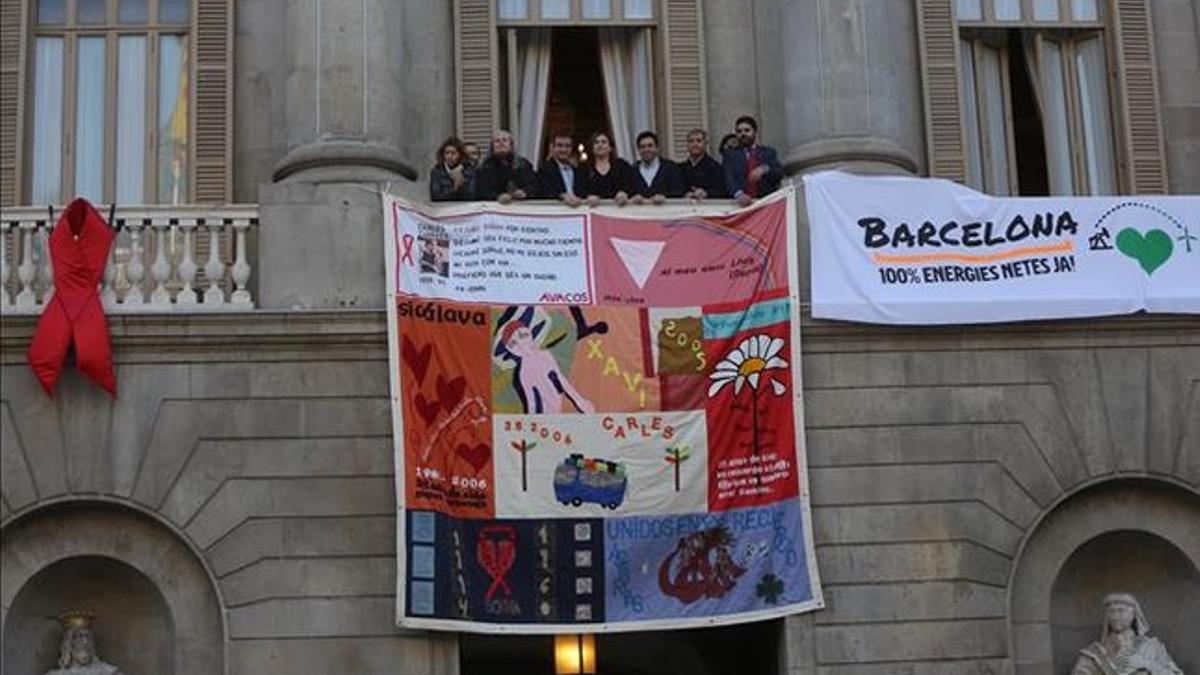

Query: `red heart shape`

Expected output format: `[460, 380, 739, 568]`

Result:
[413, 393, 440, 427]
[437, 375, 466, 412]
[455, 442, 491, 473]
[402, 336, 432, 386]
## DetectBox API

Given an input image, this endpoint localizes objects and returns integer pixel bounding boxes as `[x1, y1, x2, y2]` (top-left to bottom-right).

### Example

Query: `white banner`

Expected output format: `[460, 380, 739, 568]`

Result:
[386, 197, 592, 305]
[804, 171, 1200, 324]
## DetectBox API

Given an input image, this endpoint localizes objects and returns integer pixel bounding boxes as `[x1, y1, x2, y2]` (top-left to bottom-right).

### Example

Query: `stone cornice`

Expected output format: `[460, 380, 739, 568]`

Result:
[2, 310, 1196, 365]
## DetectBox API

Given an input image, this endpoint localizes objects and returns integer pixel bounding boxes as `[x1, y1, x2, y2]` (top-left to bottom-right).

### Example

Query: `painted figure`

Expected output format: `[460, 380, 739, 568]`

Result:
[494, 307, 595, 414]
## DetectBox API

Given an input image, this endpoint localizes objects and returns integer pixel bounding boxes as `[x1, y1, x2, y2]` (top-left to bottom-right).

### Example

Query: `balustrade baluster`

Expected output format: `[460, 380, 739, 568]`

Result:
[0, 223, 12, 309]
[150, 220, 172, 305]
[230, 219, 252, 306]
[38, 225, 54, 304]
[16, 222, 37, 308]
[176, 219, 199, 305]
[101, 218, 120, 308]
[125, 220, 146, 306]
[203, 220, 225, 305]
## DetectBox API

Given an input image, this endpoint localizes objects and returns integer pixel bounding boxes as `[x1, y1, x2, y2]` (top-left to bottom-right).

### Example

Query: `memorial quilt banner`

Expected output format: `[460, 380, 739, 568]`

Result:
[383, 190, 823, 633]
[805, 171, 1200, 324]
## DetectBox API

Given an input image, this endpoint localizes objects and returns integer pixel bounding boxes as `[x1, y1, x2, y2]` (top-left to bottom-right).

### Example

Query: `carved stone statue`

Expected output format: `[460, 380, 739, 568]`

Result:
[44, 612, 124, 675]
[1071, 593, 1182, 675]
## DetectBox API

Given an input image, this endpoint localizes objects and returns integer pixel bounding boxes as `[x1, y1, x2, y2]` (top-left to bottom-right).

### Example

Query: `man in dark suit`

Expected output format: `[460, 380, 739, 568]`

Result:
[476, 129, 537, 203]
[631, 131, 684, 203]
[535, 132, 581, 205]
[723, 115, 783, 206]
[679, 128, 727, 199]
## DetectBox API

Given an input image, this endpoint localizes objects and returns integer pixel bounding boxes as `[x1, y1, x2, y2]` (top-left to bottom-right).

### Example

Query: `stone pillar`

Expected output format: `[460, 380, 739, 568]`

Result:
[780, 0, 925, 175]
[272, 0, 414, 183]
[257, 0, 457, 310]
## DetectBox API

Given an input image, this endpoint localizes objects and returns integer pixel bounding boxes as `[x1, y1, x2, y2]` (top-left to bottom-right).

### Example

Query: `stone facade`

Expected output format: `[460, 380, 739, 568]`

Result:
[2, 1, 1198, 674]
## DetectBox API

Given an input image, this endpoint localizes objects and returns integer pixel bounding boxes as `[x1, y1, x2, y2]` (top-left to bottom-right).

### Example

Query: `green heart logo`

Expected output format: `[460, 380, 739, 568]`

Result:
[1116, 227, 1173, 275]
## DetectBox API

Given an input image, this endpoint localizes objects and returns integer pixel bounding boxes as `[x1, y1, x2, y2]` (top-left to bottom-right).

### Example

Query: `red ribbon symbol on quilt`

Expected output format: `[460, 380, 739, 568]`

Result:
[27, 198, 117, 397]
[476, 525, 517, 601]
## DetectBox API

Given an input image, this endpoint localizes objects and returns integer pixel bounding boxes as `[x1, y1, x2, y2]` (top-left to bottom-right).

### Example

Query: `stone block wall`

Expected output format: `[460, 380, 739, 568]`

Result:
[3, 304, 1197, 674]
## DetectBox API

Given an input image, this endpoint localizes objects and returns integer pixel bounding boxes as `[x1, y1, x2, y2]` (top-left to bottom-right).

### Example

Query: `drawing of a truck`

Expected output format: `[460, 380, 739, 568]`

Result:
[554, 454, 627, 509]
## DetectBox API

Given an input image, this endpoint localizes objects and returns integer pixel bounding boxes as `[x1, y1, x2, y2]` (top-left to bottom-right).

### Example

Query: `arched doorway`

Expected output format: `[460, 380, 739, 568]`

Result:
[1, 501, 225, 675]
[1009, 479, 1200, 675]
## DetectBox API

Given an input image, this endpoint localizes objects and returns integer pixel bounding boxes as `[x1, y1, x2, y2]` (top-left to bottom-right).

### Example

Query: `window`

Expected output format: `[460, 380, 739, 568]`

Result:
[917, 0, 1168, 195]
[454, 0, 705, 165]
[28, 0, 190, 204]
[954, 0, 1114, 196]
[0, 0, 232, 207]
[958, 30, 1115, 195]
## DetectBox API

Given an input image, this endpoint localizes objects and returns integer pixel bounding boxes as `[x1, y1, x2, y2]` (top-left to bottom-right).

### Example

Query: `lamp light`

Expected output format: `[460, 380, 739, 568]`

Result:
[554, 633, 596, 674]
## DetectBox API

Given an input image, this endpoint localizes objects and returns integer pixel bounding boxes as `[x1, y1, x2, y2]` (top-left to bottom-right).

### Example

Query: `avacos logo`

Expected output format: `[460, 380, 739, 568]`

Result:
[538, 290, 590, 303]
[1089, 202, 1196, 276]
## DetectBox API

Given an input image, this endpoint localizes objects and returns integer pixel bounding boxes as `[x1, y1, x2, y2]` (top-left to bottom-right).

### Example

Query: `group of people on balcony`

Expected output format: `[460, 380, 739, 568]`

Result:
[429, 115, 781, 208]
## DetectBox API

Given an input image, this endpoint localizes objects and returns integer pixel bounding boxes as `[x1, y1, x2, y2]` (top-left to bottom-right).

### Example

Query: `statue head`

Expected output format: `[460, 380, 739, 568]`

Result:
[57, 612, 97, 668]
[1100, 592, 1151, 640]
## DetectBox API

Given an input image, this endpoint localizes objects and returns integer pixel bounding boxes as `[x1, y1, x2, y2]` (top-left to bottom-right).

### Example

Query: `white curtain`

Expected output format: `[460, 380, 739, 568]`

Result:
[1075, 35, 1115, 195]
[978, 43, 1011, 195]
[515, 28, 552, 166]
[116, 35, 147, 203]
[598, 28, 653, 161]
[1037, 37, 1074, 195]
[75, 36, 106, 203]
[31, 37, 64, 205]
[959, 39, 984, 192]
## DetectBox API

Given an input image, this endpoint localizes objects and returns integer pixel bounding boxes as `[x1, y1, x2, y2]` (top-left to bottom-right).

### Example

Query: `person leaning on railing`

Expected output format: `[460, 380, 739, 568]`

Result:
[535, 131, 583, 206]
[630, 130, 684, 205]
[578, 131, 637, 207]
[679, 128, 727, 200]
[476, 130, 537, 204]
[429, 136, 476, 202]
[723, 115, 783, 207]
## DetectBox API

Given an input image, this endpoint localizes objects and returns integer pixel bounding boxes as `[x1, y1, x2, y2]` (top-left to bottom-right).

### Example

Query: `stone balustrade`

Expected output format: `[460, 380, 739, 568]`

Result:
[1, 204, 257, 314]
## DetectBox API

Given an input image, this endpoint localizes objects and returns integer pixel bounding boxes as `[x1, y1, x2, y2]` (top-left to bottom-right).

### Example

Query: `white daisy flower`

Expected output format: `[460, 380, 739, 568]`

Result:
[707, 334, 788, 398]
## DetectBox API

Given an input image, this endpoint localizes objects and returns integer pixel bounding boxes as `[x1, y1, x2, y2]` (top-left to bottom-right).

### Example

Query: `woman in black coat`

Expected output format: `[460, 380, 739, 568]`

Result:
[577, 131, 636, 206]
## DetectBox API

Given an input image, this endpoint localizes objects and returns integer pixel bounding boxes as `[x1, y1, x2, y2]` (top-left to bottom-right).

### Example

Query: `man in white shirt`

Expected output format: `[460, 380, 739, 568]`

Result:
[631, 130, 684, 204]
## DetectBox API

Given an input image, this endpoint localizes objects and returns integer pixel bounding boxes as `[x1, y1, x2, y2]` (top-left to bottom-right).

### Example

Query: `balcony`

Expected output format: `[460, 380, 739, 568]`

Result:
[1, 204, 258, 315]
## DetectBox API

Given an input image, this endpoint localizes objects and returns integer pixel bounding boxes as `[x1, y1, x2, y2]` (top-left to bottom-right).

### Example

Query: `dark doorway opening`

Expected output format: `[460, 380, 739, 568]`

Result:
[460, 619, 782, 675]
[1007, 31, 1050, 196]
[544, 28, 612, 162]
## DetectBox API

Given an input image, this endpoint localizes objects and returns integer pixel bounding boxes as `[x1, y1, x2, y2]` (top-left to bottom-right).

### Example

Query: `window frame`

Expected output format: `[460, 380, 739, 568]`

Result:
[25, 0, 190, 205]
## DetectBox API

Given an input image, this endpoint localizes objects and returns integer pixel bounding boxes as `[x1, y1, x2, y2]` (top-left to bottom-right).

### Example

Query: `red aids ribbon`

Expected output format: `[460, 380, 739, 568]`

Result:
[476, 525, 517, 601]
[27, 198, 117, 397]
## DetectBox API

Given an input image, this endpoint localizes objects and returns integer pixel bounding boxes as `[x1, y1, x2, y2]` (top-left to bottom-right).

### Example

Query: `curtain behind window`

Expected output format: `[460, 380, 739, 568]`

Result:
[515, 28, 552, 166]
[1075, 35, 1115, 194]
[31, 37, 64, 204]
[598, 27, 653, 161]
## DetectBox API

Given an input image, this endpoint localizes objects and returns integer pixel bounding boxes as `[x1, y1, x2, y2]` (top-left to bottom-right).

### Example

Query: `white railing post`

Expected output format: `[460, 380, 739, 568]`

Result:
[38, 224, 54, 304]
[1, 205, 256, 314]
[176, 218, 199, 306]
[230, 218, 252, 306]
[0, 222, 12, 310]
[203, 219, 225, 305]
[125, 220, 146, 307]
[15, 222, 37, 309]
[149, 219, 172, 306]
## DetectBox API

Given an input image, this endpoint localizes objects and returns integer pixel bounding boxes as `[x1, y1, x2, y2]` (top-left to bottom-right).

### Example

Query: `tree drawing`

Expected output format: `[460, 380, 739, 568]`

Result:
[664, 444, 692, 491]
[510, 438, 537, 491]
